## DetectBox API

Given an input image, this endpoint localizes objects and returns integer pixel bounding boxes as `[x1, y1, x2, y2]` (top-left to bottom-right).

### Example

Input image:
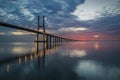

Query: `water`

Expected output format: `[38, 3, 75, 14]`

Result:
[0, 41, 120, 80]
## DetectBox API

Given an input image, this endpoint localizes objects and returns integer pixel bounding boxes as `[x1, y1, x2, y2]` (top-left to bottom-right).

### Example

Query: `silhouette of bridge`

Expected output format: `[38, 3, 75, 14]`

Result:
[0, 16, 78, 53]
[0, 16, 77, 42]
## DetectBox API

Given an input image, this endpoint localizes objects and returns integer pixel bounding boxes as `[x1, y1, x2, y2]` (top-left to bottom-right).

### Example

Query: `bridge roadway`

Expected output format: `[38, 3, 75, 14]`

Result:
[0, 22, 76, 42]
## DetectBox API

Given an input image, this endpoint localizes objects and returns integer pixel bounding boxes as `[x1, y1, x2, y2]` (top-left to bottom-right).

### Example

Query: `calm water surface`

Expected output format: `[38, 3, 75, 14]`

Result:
[0, 41, 120, 80]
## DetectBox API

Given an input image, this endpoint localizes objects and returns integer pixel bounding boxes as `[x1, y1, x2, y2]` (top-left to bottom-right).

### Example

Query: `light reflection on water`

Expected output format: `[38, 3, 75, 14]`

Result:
[61, 49, 87, 58]
[75, 60, 120, 80]
[12, 47, 30, 54]
[94, 42, 99, 50]
[0, 41, 120, 80]
[0, 42, 36, 60]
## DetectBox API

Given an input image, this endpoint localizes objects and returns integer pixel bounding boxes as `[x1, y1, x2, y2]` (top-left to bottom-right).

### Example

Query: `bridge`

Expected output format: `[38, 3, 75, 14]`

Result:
[0, 16, 78, 53]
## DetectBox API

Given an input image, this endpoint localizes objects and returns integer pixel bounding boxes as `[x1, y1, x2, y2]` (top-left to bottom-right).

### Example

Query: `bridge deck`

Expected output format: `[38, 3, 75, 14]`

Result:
[0, 22, 74, 40]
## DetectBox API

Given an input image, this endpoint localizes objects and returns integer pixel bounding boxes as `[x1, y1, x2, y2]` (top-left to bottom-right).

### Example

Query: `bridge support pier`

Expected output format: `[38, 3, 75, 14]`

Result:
[50, 36, 52, 48]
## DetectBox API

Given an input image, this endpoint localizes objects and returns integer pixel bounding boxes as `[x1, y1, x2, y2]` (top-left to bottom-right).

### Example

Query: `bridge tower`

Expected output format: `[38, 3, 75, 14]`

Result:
[36, 16, 46, 54]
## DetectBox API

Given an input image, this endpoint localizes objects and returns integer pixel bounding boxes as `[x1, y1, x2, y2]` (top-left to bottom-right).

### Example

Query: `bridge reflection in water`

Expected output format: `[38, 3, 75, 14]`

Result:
[0, 41, 61, 73]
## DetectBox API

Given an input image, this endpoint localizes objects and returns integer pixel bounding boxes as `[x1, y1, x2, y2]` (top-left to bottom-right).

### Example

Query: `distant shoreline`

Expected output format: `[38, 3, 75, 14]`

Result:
[0, 40, 120, 43]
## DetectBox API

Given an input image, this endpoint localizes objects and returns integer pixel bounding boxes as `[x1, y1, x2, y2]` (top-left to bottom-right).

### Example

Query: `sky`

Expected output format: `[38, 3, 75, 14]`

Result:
[0, 0, 120, 41]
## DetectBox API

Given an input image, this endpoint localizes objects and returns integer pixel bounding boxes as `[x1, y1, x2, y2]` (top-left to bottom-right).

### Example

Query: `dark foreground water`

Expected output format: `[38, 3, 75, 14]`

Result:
[0, 41, 120, 80]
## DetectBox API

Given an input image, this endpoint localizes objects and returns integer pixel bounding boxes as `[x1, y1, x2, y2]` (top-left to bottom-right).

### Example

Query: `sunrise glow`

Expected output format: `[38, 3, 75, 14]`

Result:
[93, 35, 99, 38]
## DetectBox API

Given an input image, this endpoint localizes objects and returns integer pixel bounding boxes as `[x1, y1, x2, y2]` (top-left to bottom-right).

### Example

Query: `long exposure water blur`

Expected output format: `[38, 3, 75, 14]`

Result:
[0, 41, 120, 80]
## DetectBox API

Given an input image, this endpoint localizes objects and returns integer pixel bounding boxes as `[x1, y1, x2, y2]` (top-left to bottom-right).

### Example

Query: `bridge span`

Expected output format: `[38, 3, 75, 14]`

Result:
[0, 16, 78, 54]
[0, 21, 76, 42]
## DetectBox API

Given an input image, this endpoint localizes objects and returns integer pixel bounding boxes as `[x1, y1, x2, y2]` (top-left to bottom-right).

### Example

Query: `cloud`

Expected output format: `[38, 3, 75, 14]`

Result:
[93, 35, 99, 38]
[88, 14, 120, 35]
[58, 27, 88, 32]
[20, 7, 34, 21]
[0, 0, 85, 28]
[11, 31, 35, 35]
[71, 0, 120, 21]
[0, 32, 5, 35]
